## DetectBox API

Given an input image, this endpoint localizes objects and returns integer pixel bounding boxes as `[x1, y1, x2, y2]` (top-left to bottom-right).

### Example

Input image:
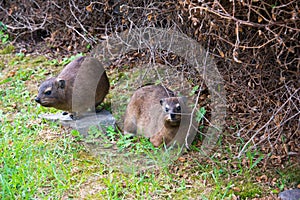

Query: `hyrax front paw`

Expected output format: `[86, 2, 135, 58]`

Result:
[150, 134, 164, 147]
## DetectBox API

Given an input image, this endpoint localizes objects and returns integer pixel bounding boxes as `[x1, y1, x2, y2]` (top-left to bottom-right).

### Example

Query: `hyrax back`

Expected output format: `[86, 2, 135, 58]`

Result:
[35, 56, 109, 115]
[124, 84, 186, 147]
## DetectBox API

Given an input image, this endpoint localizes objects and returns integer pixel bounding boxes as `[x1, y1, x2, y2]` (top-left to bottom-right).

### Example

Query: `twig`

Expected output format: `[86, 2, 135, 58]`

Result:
[237, 87, 300, 158]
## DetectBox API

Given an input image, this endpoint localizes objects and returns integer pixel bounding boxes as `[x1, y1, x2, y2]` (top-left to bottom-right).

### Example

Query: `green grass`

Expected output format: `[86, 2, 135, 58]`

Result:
[0, 45, 298, 199]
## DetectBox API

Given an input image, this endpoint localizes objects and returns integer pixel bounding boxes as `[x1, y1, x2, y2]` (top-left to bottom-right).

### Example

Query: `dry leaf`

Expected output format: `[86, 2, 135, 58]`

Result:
[191, 17, 199, 26]
[258, 16, 263, 23]
[11, 103, 17, 109]
[147, 14, 152, 21]
[256, 174, 268, 182]
[219, 50, 225, 58]
[231, 194, 238, 200]
[232, 186, 241, 192]
[8, 71, 16, 77]
[8, 140, 13, 146]
[86, 4, 93, 12]
[258, 30, 262, 36]
[272, 13, 276, 21]
[178, 157, 186, 162]
[233, 51, 242, 63]
[271, 178, 277, 186]
[279, 76, 285, 83]
[9, 8, 13, 15]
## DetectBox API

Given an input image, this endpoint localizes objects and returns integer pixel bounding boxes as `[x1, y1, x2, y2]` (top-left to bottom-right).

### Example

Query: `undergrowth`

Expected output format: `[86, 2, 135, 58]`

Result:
[0, 47, 298, 199]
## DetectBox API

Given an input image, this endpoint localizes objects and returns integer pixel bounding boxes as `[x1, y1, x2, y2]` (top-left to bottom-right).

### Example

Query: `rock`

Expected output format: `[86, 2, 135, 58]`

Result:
[40, 112, 73, 121]
[40, 109, 116, 136]
[279, 189, 300, 200]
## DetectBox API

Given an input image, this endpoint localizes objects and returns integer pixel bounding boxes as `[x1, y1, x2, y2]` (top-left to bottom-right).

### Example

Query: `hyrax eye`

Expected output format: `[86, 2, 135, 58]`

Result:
[165, 108, 169, 112]
[45, 91, 51, 95]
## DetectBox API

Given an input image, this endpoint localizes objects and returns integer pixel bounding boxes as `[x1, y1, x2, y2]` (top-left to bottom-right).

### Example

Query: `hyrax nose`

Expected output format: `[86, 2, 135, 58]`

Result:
[35, 97, 41, 103]
[170, 113, 176, 120]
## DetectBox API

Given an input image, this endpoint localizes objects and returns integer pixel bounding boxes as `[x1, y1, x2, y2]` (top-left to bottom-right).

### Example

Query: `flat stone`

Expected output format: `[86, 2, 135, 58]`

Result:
[279, 189, 300, 200]
[40, 112, 73, 121]
[40, 110, 116, 136]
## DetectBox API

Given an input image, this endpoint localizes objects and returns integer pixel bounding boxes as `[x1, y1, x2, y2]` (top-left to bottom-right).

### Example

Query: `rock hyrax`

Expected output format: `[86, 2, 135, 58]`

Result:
[35, 56, 109, 117]
[124, 84, 187, 147]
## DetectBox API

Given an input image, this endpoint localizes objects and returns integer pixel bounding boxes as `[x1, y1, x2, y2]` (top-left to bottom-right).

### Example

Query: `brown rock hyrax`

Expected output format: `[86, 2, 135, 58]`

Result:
[35, 56, 109, 117]
[124, 84, 187, 147]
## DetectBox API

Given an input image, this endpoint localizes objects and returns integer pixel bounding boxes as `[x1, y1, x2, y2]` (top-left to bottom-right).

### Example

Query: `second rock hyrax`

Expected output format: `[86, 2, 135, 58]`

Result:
[124, 84, 187, 147]
[35, 56, 109, 118]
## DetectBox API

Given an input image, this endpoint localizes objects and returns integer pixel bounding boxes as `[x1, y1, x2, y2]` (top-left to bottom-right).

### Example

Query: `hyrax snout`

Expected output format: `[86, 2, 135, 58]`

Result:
[160, 97, 183, 126]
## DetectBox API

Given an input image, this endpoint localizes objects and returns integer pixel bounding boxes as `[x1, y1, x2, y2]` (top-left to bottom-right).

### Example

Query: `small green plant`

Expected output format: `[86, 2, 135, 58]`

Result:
[86, 43, 91, 50]
[276, 165, 300, 191]
[189, 85, 199, 96]
[47, 59, 60, 66]
[196, 106, 206, 122]
[0, 22, 9, 44]
[246, 150, 264, 170]
[71, 129, 84, 142]
[60, 53, 84, 66]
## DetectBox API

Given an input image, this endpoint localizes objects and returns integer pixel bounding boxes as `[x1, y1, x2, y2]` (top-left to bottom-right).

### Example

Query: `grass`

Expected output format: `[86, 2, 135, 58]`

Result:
[0, 44, 299, 199]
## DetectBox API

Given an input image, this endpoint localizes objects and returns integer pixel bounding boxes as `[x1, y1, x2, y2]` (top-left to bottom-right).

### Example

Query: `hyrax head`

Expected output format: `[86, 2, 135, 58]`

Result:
[160, 97, 187, 126]
[35, 77, 66, 109]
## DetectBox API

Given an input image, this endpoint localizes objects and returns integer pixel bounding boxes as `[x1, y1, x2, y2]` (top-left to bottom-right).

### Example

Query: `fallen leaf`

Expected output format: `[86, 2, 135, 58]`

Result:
[12, 103, 17, 109]
[232, 186, 241, 192]
[219, 50, 225, 58]
[272, 13, 276, 21]
[178, 157, 186, 162]
[256, 174, 268, 182]
[86, 4, 93, 12]
[7, 71, 16, 77]
[8, 140, 13, 146]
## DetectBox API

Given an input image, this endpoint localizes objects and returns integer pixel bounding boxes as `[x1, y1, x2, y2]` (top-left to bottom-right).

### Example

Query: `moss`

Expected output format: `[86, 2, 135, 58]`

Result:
[0, 60, 5, 70]
[235, 182, 262, 199]
[31, 56, 47, 64]
[277, 164, 300, 189]
[0, 44, 15, 54]
[8, 54, 25, 66]
[174, 187, 207, 199]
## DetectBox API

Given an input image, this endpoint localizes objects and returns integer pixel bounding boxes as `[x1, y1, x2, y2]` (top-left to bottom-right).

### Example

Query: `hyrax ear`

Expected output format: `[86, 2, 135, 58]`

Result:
[160, 99, 165, 106]
[56, 79, 65, 89]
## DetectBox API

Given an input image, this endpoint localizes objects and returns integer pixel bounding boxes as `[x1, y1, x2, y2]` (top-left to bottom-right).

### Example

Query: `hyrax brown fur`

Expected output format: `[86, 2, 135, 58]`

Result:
[124, 84, 187, 147]
[35, 56, 109, 117]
